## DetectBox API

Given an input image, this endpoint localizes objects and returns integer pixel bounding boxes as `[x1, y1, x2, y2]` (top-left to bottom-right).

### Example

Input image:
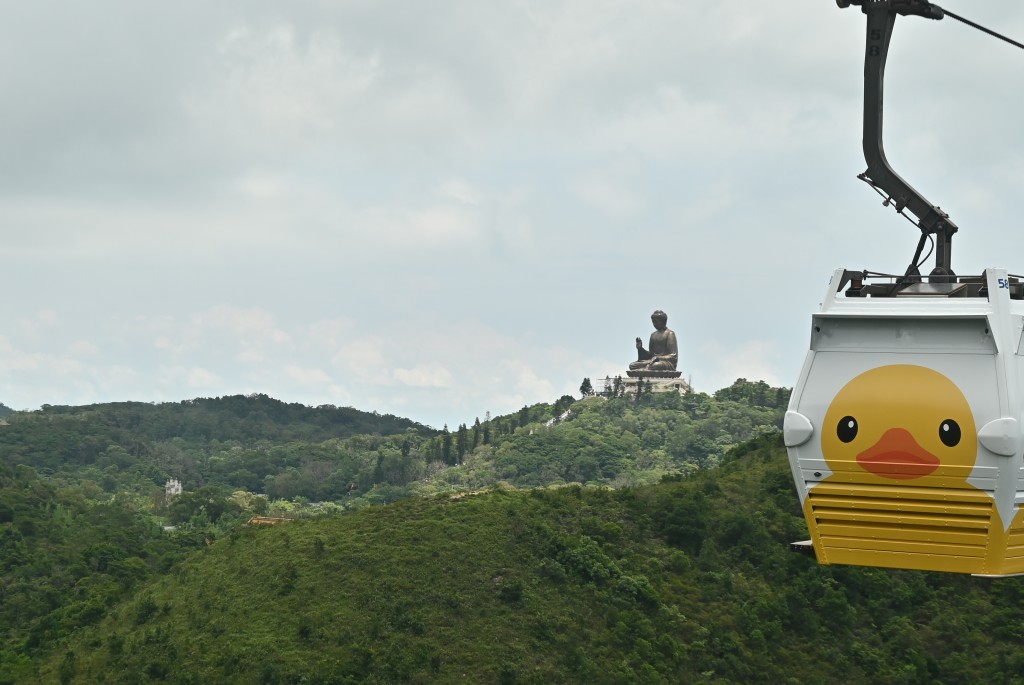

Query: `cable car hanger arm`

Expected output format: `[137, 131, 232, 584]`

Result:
[839, 0, 957, 278]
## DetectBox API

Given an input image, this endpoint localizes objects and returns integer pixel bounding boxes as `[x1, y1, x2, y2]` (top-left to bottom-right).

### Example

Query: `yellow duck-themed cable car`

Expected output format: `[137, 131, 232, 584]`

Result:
[785, 1, 1024, 576]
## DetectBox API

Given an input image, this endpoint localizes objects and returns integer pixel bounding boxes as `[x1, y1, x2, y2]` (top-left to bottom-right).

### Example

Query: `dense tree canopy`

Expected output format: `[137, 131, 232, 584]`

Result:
[24, 435, 1024, 685]
[0, 382, 789, 510]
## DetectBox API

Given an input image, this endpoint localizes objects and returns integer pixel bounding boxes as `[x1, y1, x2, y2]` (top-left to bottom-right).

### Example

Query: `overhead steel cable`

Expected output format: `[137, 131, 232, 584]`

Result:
[939, 5, 1024, 52]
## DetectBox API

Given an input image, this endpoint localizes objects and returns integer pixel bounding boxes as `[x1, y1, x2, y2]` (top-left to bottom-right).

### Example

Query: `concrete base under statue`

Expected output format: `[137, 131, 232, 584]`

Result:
[599, 374, 691, 396]
[626, 369, 681, 378]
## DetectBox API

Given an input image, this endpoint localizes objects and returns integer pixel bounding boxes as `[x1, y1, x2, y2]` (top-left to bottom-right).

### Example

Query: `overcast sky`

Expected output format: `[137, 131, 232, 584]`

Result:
[2, 1, 1022, 429]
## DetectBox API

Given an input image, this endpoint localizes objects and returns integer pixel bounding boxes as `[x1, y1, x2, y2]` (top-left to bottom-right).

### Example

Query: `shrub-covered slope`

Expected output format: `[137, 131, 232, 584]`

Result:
[443, 380, 786, 492]
[36, 436, 1024, 685]
[0, 394, 432, 474]
[0, 462, 199, 683]
[0, 395, 435, 500]
[0, 381, 790, 682]
[0, 381, 788, 509]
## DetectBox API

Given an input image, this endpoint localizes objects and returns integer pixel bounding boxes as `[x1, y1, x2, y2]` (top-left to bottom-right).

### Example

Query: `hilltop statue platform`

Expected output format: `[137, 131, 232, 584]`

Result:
[599, 374, 691, 396]
[625, 369, 681, 379]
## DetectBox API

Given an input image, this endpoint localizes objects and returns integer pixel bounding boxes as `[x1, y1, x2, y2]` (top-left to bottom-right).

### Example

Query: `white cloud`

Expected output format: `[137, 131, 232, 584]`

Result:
[236, 344, 266, 365]
[393, 363, 453, 389]
[234, 171, 294, 201]
[15, 310, 59, 338]
[187, 367, 223, 388]
[508, 362, 556, 404]
[68, 340, 100, 356]
[140, 307, 292, 366]
[331, 339, 391, 382]
[358, 204, 482, 248]
[570, 173, 646, 219]
[200, 24, 381, 142]
[154, 336, 186, 355]
[285, 365, 332, 386]
[440, 179, 484, 206]
[0, 337, 44, 373]
[194, 306, 283, 337]
[699, 339, 783, 394]
[0, 0, 1020, 428]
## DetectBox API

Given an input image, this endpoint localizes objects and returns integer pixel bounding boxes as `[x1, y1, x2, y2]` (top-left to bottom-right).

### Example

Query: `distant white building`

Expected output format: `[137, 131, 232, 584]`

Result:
[165, 479, 183, 498]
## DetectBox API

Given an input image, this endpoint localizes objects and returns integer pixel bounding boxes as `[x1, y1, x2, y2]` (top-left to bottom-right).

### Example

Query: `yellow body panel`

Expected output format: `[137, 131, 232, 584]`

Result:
[800, 365, 1024, 574]
[804, 482, 1024, 575]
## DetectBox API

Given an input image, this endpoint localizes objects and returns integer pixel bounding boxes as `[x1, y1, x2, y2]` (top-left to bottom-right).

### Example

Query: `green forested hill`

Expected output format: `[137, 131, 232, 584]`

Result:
[409, 391, 779, 508]
[0, 394, 433, 493]
[0, 382, 787, 680]
[0, 394, 431, 465]
[29, 436, 1024, 685]
[0, 381, 786, 507]
[15, 381, 1024, 684]
[0, 381, 788, 682]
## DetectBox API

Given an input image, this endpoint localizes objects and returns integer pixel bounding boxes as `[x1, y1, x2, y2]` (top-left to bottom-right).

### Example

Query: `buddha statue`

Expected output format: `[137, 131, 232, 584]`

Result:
[629, 310, 680, 377]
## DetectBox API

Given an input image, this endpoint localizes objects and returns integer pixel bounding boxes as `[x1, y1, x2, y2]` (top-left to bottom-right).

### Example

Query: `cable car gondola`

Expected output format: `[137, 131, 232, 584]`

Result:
[785, 0, 1024, 576]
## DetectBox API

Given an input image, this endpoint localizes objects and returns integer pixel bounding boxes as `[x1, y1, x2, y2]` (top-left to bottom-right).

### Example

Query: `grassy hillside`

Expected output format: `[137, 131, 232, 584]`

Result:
[32, 436, 1024, 685]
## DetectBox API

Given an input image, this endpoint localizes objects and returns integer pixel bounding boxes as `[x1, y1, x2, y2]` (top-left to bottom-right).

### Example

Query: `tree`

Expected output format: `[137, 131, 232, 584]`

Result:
[518, 406, 530, 428]
[580, 378, 594, 397]
[167, 485, 237, 525]
[441, 425, 453, 465]
[553, 395, 576, 417]
[456, 424, 468, 464]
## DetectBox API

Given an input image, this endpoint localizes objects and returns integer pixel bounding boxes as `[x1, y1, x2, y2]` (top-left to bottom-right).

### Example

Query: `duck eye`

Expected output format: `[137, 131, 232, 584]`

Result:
[939, 419, 961, 447]
[837, 416, 858, 443]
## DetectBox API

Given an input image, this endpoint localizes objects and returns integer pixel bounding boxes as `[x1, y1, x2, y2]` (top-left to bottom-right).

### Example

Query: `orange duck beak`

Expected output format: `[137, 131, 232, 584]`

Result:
[857, 427, 940, 480]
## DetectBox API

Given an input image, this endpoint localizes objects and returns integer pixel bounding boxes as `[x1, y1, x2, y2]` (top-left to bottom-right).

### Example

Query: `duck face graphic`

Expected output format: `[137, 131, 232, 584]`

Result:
[821, 365, 978, 482]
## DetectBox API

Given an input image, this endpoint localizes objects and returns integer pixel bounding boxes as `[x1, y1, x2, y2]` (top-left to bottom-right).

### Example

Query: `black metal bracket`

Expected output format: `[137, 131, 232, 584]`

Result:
[838, 0, 959, 279]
